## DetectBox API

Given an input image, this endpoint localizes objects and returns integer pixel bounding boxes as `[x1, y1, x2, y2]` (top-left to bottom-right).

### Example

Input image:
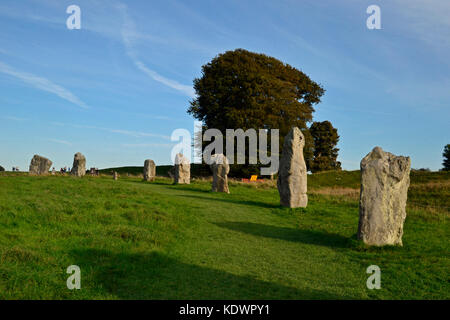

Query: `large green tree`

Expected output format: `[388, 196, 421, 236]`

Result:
[309, 120, 341, 173]
[443, 144, 450, 171]
[188, 49, 325, 174]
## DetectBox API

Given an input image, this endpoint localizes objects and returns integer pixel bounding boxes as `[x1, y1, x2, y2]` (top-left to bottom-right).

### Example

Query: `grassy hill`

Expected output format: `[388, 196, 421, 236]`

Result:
[0, 170, 448, 299]
[98, 164, 210, 177]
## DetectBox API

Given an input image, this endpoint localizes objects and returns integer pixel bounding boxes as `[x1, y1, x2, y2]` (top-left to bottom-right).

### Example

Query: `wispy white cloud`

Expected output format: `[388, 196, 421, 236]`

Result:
[392, 0, 450, 49]
[271, 23, 387, 83]
[321, 105, 395, 117]
[48, 138, 72, 146]
[49, 121, 170, 140]
[133, 61, 195, 98]
[1, 115, 28, 121]
[122, 143, 175, 148]
[118, 3, 196, 98]
[108, 128, 170, 140]
[0, 61, 89, 109]
[0, 3, 62, 25]
[0, 1, 196, 99]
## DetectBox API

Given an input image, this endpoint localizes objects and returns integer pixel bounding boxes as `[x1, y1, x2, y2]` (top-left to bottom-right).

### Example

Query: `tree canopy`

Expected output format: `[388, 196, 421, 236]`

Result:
[309, 121, 341, 173]
[443, 144, 450, 171]
[188, 49, 325, 172]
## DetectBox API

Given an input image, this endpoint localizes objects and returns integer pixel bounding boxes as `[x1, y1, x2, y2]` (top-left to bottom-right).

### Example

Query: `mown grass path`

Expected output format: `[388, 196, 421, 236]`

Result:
[0, 174, 448, 299]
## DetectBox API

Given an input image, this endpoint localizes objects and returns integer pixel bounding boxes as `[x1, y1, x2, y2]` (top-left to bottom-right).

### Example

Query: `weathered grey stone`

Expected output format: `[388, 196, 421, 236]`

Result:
[174, 153, 190, 184]
[113, 171, 118, 180]
[358, 146, 411, 246]
[277, 127, 307, 208]
[29, 155, 52, 175]
[210, 154, 230, 193]
[71, 152, 86, 177]
[143, 159, 156, 182]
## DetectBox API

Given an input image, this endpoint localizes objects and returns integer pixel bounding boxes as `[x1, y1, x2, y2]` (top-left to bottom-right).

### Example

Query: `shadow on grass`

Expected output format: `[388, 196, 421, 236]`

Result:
[215, 221, 350, 249]
[70, 249, 354, 299]
[179, 194, 280, 209]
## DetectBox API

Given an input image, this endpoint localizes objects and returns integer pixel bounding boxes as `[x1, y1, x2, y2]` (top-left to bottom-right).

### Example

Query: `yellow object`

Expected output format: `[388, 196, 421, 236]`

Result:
[250, 175, 258, 181]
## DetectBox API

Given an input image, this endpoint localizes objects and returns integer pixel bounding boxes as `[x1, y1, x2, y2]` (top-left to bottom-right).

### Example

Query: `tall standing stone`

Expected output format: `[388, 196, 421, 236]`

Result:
[358, 146, 411, 246]
[29, 155, 52, 176]
[174, 153, 190, 184]
[277, 127, 307, 208]
[113, 171, 118, 180]
[71, 152, 86, 177]
[209, 154, 230, 193]
[143, 159, 156, 182]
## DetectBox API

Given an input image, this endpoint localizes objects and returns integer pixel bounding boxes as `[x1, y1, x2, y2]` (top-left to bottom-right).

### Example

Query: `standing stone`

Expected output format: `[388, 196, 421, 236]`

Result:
[277, 127, 307, 208]
[143, 159, 156, 182]
[174, 153, 190, 184]
[358, 146, 411, 246]
[167, 166, 174, 179]
[113, 171, 118, 180]
[209, 154, 230, 193]
[29, 155, 52, 175]
[0, 165, 4, 172]
[71, 152, 86, 177]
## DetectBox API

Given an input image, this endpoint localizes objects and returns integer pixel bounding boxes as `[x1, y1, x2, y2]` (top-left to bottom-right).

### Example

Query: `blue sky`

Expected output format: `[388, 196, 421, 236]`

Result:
[0, 0, 449, 171]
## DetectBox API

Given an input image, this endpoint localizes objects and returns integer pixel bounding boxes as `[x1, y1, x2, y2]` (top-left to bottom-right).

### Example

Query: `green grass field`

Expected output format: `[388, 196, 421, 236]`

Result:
[0, 170, 448, 299]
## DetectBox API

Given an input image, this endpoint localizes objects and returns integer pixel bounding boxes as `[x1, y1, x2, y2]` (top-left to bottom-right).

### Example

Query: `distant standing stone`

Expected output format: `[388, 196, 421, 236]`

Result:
[210, 154, 230, 193]
[174, 153, 190, 184]
[71, 152, 86, 177]
[143, 159, 156, 182]
[277, 127, 307, 208]
[113, 171, 118, 180]
[0, 165, 4, 172]
[29, 155, 52, 175]
[358, 146, 411, 246]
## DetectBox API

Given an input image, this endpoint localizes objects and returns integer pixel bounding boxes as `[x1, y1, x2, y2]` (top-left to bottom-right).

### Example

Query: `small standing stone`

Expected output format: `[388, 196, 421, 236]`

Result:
[209, 154, 230, 193]
[358, 146, 411, 246]
[277, 127, 308, 208]
[71, 152, 86, 177]
[143, 159, 156, 182]
[29, 155, 52, 175]
[113, 171, 118, 180]
[174, 153, 190, 184]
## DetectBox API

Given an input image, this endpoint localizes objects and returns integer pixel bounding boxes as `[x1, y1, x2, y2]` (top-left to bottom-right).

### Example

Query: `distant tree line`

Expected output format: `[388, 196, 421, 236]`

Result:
[443, 144, 450, 171]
